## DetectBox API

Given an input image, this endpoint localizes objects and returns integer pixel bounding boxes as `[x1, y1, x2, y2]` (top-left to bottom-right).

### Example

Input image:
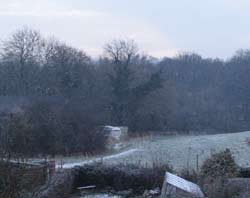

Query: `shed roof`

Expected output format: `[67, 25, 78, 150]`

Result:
[165, 172, 204, 197]
[104, 126, 121, 131]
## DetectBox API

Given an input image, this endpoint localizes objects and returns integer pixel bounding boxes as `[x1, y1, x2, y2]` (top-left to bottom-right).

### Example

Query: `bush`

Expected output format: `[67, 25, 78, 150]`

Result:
[1, 98, 108, 157]
[0, 113, 36, 158]
[238, 167, 250, 178]
[202, 176, 239, 198]
[0, 161, 46, 198]
[179, 169, 200, 184]
[75, 163, 173, 194]
[200, 149, 239, 198]
[201, 149, 237, 178]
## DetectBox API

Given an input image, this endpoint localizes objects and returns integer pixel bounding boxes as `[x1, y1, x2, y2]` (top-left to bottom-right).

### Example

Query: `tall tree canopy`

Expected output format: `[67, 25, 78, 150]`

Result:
[104, 39, 163, 127]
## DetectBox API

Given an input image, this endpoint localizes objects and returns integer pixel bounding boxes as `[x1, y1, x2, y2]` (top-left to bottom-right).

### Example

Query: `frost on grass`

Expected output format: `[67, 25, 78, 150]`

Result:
[57, 131, 250, 170]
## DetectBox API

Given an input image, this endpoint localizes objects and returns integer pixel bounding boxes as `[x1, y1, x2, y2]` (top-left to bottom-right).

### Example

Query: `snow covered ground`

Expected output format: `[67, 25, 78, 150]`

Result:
[56, 149, 142, 169]
[57, 131, 250, 170]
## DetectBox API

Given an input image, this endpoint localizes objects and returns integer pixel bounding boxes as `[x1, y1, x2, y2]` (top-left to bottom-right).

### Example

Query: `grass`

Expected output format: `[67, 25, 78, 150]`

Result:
[101, 131, 250, 170]
[28, 130, 250, 171]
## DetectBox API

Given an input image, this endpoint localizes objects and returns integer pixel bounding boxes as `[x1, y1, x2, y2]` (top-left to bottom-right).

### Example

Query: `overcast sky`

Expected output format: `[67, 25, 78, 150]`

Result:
[0, 0, 250, 59]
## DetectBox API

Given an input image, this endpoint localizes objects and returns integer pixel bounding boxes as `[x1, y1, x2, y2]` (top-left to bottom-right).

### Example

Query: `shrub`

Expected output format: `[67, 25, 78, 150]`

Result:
[202, 176, 239, 198]
[179, 169, 200, 184]
[1, 98, 108, 157]
[75, 163, 173, 194]
[201, 149, 237, 178]
[238, 167, 250, 178]
[200, 149, 239, 198]
[0, 161, 46, 198]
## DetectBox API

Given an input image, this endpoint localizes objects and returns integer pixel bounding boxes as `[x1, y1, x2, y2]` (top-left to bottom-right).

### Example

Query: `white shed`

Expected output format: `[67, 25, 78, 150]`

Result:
[102, 126, 128, 141]
[103, 126, 122, 140]
[161, 172, 205, 198]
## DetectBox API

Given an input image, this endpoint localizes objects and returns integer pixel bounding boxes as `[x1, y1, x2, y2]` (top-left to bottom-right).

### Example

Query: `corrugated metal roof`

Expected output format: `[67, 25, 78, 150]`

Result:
[165, 172, 204, 197]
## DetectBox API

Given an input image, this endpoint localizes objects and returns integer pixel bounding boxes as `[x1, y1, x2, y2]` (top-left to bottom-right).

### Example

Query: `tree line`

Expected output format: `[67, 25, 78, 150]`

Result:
[0, 27, 250, 156]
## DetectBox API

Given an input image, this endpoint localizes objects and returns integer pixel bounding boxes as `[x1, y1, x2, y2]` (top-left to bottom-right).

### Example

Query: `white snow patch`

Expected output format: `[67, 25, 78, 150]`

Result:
[57, 149, 142, 169]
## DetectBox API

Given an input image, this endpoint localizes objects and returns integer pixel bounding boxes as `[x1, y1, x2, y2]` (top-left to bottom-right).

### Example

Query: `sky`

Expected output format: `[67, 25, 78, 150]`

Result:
[0, 0, 250, 59]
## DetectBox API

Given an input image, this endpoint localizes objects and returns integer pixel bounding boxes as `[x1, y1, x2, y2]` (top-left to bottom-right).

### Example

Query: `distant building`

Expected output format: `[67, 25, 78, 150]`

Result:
[102, 125, 128, 143]
[161, 172, 204, 198]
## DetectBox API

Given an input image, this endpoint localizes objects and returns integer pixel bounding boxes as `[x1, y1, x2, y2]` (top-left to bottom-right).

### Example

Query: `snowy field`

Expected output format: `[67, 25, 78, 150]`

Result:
[57, 131, 250, 171]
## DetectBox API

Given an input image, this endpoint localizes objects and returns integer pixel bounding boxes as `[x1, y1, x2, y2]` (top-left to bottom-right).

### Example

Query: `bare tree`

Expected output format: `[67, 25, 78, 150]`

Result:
[40, 39, 91, 96]
[104, 39, 138, 66]
[104, 40, 163, 127]
[1, 27, 45, 65]
[0, 27, 45, 95]
[104, 40, 138, 125]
